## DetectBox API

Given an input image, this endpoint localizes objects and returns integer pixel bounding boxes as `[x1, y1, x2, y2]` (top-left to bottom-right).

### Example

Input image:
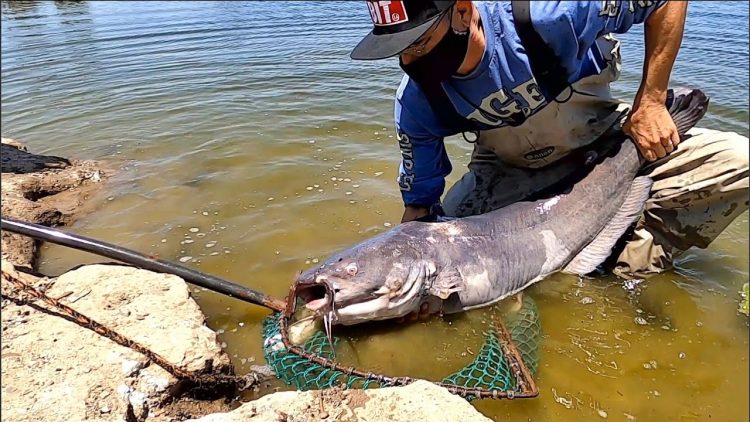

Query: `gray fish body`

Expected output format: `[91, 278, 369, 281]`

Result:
[393, 139, 641, 313]
[298, 89, 708, 325]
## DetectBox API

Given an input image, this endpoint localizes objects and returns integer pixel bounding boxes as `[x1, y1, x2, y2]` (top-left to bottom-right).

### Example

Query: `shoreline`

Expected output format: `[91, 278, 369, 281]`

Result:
[0, 137, 490, 421]
[1, 137, 242, 420]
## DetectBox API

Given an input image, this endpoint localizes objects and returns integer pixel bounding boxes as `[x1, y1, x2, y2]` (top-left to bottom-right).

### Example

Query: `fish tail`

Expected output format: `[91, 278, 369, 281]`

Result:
[667, 88, 710, 138]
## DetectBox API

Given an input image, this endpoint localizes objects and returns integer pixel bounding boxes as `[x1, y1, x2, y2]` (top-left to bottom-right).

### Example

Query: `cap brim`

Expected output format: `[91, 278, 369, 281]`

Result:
[350, 13, 443, 60]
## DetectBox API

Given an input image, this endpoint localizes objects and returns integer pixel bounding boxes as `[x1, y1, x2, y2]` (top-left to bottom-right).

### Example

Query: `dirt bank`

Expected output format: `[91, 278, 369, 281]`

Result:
[1, 137, 109, 270]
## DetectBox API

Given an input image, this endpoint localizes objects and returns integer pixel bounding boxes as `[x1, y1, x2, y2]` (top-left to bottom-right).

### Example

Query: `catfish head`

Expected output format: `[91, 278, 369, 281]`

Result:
[294, 233, 465, 326]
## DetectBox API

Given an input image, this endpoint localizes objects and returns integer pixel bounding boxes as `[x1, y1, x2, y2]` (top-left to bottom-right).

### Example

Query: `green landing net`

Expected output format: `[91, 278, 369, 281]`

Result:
[261, 295, 541, 400]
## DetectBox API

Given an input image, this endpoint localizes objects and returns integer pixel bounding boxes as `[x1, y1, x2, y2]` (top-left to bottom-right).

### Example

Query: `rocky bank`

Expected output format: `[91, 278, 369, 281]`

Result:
[0, 262, 235, 421]
[0, 138, 491, 421]
[1, 137, 108, 270]
[190, 380, 491, 422]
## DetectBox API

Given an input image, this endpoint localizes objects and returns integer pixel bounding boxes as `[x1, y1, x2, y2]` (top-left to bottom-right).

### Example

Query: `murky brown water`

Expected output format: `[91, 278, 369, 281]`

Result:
[2, 1, 748, 420]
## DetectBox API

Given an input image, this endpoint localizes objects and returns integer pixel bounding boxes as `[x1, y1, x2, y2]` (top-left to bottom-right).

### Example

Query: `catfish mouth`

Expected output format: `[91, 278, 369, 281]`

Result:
[295, 279, 388, 327]
[297, 283, 331, 312]
[297, 278, 381, 312]
[297, 278, 426, 326]
[291, 281, 338, 351]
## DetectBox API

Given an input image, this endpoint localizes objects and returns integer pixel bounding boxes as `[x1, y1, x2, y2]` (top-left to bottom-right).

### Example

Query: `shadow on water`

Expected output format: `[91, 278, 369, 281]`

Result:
[0, 143, 71, 174]
[53, 0, 89, 23]
[1, 0, 41, 16]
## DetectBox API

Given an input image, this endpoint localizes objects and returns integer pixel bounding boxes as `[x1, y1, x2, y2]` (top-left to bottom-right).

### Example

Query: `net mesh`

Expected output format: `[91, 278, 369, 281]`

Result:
[262, 295, 540, 397]
[262, 313, 383, 390]
[441, 296, 540, 399]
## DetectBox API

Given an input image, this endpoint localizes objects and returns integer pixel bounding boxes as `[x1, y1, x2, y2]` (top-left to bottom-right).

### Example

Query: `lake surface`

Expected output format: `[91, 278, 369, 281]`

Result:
[2, 1, 748, 420]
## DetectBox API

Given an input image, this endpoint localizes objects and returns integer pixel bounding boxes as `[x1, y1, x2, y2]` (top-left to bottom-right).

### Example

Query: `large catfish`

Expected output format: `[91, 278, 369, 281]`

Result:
[294, 89, 709, 328]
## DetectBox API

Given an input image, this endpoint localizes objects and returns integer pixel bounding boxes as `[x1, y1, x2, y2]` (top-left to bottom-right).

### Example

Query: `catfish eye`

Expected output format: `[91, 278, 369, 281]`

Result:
[345, 263, 358, 276]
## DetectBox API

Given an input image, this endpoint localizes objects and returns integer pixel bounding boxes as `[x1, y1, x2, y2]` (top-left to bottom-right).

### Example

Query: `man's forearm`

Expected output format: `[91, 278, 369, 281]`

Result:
[635, 1, 688, 106]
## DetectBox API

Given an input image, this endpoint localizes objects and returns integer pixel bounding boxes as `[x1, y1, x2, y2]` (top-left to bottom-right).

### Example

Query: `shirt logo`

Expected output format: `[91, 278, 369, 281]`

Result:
[396, 130, 414, 191]
[524, 146, 555, 161]
[367, 1, 408, 26]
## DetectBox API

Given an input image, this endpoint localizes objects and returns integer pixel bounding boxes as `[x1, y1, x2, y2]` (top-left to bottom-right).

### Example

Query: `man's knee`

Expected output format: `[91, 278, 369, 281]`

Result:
[721, 131, 749, 171]
[712, 129, 749, 169]
[614, 227, 675, 278]
[711, 131, 749, 194]
[687, 128, 749, 170]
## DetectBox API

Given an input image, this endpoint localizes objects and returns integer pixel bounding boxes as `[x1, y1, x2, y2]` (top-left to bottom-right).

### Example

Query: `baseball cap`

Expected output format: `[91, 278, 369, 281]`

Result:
[350, 1, 456, 60]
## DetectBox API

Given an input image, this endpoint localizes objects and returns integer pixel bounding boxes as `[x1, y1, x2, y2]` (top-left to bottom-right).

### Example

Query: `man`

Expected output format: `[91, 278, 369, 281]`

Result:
[350, 1, 749, 276]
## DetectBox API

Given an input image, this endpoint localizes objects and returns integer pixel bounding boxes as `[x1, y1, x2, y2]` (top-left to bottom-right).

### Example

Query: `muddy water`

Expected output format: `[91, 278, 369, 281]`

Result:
[2, 1, 748, 420]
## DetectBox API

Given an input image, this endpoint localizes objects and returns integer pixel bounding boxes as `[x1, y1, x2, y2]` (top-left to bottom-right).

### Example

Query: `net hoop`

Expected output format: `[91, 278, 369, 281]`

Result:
[274, 282, 539, 400]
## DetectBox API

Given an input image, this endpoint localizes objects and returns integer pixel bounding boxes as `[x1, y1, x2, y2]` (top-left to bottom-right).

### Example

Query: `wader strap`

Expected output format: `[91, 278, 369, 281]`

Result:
[511, 0, 570, 102]
[410, 1, 574, 158]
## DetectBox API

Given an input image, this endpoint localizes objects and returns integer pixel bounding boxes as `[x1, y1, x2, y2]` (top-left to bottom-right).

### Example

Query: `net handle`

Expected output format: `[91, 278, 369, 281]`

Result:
[1, 217, 286, 312]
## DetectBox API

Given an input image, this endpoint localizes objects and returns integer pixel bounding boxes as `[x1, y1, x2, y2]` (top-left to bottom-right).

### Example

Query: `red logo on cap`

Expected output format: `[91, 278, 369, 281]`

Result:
[367, 1, 409, 26]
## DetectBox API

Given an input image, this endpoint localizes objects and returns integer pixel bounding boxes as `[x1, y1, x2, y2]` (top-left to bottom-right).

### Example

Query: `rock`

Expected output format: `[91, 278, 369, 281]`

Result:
[122, 359, 145, 377]
[0, 137, 111, 270]
[1, 262, 232, 422]
[1, 137, 28, 151]
[190, 381, 491, 422]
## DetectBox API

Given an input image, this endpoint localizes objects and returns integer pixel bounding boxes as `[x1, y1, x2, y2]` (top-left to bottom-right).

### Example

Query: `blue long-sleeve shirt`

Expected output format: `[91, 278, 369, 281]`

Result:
[394, 0, 667, 207]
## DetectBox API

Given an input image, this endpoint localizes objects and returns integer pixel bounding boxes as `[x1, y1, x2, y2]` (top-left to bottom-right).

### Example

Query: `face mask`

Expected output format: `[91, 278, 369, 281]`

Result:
[398, 12, 470, 88]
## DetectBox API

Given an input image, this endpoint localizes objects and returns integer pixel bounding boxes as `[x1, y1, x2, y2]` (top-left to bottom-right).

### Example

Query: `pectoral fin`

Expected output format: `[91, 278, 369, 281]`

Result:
[429, 267, 465, 300]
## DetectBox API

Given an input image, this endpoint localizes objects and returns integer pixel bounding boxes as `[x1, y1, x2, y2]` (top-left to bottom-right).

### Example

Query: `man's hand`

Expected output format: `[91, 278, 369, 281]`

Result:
[401, 205, 430, 223]
[625, 1, 688, 162]
[623, 99, 680, 162]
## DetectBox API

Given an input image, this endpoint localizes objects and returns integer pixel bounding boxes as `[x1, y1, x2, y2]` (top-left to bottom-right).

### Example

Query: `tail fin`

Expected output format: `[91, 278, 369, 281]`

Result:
[634, 88, 710, 168]
[666, 88, 710, 138]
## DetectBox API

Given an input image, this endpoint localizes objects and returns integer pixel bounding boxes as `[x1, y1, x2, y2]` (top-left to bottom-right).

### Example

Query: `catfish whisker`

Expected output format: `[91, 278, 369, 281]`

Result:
[323, 311, 336, 358]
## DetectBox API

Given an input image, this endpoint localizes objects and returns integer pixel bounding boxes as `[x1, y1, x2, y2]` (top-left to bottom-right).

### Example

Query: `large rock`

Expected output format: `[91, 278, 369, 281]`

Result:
[1, 262, 233, 422]
[190, 380, 491, 422]
[1, 137, 109, 270]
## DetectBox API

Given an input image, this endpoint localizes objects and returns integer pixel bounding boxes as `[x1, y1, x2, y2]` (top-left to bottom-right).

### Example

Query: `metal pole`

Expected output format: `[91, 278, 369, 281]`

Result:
[1, 217, 286, 312]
